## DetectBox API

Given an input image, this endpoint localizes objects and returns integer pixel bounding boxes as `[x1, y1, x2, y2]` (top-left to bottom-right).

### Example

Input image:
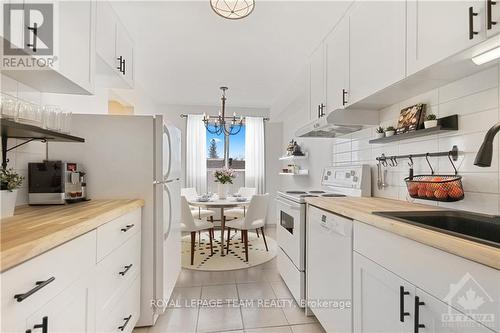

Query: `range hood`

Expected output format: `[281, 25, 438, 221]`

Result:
[295, 108, 379, 138]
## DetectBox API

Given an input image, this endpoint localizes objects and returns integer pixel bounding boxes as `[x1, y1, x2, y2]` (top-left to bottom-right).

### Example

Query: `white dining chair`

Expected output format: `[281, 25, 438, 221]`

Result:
[225, 193, 269, 262]
[224, 187, 257, 219]
[181, 187, 216, 220]
[181, 196, 214, 265]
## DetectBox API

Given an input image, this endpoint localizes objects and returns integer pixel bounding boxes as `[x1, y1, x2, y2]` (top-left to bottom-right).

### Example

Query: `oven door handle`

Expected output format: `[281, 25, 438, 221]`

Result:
[276, 198, 301, 210]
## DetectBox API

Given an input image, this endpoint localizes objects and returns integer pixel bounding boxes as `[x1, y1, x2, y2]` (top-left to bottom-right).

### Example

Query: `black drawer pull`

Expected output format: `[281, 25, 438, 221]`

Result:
[121, 224, 135, 232]
[14, 277, 55, 302]
[118, 315, 132, 331]
[400, 286, 410, 322]
[33, 316, 48, 333]
[414, 296, 425, 333]
[119, 264, 133, 276]
[342, 89, 348, 106]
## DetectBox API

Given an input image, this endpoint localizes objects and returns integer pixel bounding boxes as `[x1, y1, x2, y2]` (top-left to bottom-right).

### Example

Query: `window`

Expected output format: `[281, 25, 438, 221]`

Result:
[206, 125, 245, 169]
[206, 125, 245, 192]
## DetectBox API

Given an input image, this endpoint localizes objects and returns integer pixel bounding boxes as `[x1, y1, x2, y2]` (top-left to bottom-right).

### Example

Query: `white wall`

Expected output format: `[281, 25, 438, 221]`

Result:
[1, 74, 161, 205]
[332, 66, 500, 215]
[273, 66, 500, 216]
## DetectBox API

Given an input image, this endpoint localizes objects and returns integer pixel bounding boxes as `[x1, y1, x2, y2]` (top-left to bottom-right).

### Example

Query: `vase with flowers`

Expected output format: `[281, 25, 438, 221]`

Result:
[214, 168, 236, 199]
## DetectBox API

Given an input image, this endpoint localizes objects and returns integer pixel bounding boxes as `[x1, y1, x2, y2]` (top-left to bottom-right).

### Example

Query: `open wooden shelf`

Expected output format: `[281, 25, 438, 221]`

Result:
[1, 119, 85, 142]
[369, 115, 458, 144]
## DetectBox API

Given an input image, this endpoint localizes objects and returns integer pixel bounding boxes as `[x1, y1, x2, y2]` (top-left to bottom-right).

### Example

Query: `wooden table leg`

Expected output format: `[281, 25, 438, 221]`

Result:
[220, 207, 225, 256]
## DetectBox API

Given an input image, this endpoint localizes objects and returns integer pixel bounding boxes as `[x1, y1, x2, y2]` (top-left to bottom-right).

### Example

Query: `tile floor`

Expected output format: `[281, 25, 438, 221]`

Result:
[134, 227, 325, 333]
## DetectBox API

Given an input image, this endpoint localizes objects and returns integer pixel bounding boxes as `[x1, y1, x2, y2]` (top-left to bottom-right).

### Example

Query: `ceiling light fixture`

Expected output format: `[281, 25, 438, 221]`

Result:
[203, 87, 244, 136]
[210, 0, 255, 20]
[472, 46, 500, 65]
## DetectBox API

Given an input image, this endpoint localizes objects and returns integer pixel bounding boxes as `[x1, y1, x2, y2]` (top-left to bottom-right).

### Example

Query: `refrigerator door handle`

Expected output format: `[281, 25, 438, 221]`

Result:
[163, 183, 173, 240]
[163, 124, 173, 181]
[153, 178, 179, 185]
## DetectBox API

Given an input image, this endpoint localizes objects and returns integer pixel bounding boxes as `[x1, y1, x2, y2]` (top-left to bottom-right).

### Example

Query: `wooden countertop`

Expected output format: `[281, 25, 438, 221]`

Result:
[306, 197, 500, 270]
[0, 199, 144, 273]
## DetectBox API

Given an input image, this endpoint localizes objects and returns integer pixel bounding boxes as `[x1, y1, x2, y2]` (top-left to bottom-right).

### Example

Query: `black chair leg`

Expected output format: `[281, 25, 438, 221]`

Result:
[209, 228, 214, 255]
[226, 227, 231, 254]
[256, 228, 260, 238]
[261, 227, 268, 251]
[243, 230, 249, 262]
[190, 231, 196, 265]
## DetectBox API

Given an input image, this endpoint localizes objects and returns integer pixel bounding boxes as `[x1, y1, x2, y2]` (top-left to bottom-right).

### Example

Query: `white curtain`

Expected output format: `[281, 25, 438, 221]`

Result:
[186, 114, 207, 194]
[245, 117, 265, 193]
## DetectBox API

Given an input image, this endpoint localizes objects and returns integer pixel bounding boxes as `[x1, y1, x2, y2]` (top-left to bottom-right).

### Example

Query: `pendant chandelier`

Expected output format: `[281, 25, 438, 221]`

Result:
[203, 87, 244, 136]
[210, 0, 255, 20]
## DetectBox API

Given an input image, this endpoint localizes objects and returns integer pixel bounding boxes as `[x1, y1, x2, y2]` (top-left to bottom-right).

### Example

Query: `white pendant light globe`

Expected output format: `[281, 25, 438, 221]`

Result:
[210, 0, 255, 20]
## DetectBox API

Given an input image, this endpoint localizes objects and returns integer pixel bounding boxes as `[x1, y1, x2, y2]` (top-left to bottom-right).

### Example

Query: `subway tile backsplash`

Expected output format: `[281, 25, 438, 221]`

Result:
[332, 66, 500, 215]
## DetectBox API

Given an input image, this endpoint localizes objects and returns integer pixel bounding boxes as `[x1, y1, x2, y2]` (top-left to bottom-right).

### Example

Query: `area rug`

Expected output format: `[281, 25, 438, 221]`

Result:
[181, 229, 277, 271]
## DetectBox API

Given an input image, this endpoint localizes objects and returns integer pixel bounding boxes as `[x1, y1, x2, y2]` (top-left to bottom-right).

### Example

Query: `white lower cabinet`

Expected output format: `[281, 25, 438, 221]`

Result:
[415, 288, 493, 333]
[0, 208, 142, 333]
[353, 252, 413, 333]
[353, 221, 498, 333]
[26, 273, 96, 333]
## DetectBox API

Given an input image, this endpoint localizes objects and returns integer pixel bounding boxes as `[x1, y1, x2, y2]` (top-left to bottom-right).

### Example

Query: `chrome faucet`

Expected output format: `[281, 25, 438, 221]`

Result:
[474, 122, 500, 167]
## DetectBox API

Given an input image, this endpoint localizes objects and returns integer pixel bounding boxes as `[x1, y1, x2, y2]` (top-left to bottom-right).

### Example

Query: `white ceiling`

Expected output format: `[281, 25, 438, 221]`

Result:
[112, 1, 352, 108]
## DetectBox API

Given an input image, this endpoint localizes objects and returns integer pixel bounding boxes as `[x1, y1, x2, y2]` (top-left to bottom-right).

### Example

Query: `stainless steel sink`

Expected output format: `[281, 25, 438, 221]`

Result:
[372, 210, 500, 248]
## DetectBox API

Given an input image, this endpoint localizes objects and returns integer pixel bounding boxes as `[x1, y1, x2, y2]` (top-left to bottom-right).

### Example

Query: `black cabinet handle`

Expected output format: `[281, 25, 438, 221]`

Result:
[320, 103, 325, 117]
[118, 315, 132, 331]
[469, 7, 479, 39]
[121, 224, 135, 232]
[33, 316, 48, 333]
[488, 0, 498, 29]
[117, 56, 123, 72]
[414, 296, 425, 333]
[119, 264, 133, 276]
[317, 105, 321, 118]
[342, 89, 348, 106]
[400, 286, 410, 322]
[122, 58, 126, 75]
[26, 22, 38, 52]
[14, 277, 55, 302]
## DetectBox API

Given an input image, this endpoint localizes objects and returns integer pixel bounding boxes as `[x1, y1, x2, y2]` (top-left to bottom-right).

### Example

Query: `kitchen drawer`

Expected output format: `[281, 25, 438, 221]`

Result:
[1, 231, 96, 332]
[277, 247, 304, 305]
[97, 275, 141, 333]
[96, 208, 141, 261]
[96, 231, 141, 315]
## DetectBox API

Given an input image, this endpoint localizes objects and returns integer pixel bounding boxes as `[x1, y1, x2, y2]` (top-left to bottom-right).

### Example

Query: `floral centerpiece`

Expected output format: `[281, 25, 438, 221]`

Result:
[214, 168, 236, 199]
[1, 168, 24, 218]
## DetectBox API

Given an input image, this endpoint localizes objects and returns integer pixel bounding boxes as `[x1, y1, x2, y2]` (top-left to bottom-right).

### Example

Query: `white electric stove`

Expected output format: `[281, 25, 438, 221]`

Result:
[276, 165, 371, 307]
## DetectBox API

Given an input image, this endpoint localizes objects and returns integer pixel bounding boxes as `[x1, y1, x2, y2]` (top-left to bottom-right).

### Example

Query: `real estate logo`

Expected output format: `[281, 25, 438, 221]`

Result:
[442, 273, 496, 330]
[2, 3, 56, 69]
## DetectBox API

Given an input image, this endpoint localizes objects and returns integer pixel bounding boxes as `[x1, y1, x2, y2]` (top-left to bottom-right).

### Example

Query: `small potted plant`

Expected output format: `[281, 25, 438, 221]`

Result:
[385, 126, 396, 137]
[214, 168, 236, 200]
[375, 126, 385, 139]
[1, 168, 24, 218]
[424, 114, 438, 129]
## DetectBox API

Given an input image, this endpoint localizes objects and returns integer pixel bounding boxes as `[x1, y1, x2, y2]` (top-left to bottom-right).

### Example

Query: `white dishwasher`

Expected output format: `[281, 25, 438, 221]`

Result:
[307, 205, 353, 333]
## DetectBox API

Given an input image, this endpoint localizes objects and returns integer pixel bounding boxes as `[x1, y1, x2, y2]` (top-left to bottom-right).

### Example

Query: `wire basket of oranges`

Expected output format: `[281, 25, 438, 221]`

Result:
[405, 175, 464, 202]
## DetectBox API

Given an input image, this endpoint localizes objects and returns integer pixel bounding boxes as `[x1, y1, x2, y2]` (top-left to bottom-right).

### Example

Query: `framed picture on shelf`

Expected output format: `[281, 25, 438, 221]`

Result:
[396, 103, 425, 134]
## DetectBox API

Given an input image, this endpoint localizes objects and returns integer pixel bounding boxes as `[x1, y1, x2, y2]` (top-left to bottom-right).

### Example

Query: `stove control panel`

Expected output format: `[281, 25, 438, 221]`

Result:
[322, 165, 371, 196]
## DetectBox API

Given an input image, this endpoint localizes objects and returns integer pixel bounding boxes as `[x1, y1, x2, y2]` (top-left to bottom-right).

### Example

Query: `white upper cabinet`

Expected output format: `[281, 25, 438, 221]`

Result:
[309, 44, 326, 120]
[325, 16, 350, 112]
[1, 0, 95, 94]
[349, 1, 406, 104]
[116, 22, 134, 87]
[353, 252, 414, 333]
[95, 0, 134, 89]
[96, 1, 116, 70]
[407, 0, 486, 76]
[487, 0, 500, 36]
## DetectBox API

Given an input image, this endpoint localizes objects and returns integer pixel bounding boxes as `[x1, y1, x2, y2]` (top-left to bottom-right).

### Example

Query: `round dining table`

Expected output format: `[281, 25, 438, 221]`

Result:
[187, 196, 250, 256]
